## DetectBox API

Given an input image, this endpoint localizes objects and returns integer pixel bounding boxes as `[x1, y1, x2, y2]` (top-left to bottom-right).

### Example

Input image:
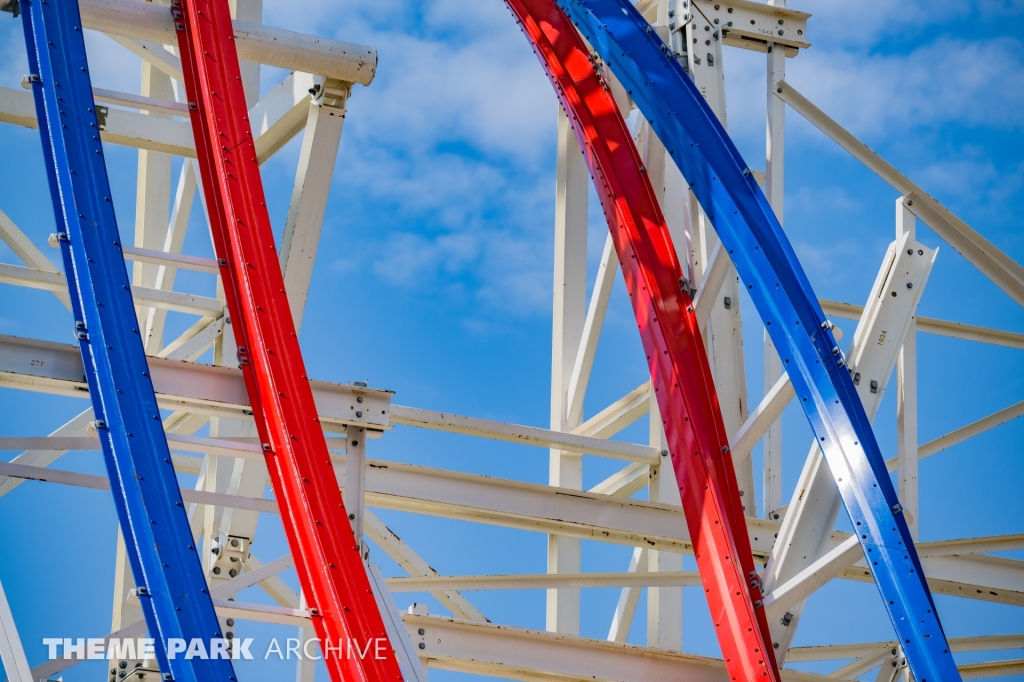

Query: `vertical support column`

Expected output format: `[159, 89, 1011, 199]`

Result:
[764, 14, 786, 518]
[683, 20, 754, 511]
[763, 331, 783, 516]
[547, 106, 588, 636]
[281, 90, 349, 331]
[896, 197, 919, 540]
[133, 60, 173, 293]
[345, 426, 367, 550]
[647, 392, 683, 651]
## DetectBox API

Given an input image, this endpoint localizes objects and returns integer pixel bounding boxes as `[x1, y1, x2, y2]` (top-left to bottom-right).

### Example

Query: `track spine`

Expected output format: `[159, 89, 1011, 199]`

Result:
[505, 1, 781, 679]
[551, 2, 961, 681]
[171, 0, 403, 679]
[20, 0, 235, 679]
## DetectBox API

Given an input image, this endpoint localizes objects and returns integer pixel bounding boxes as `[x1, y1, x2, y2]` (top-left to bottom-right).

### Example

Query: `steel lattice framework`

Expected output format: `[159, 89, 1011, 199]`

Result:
[0, 0, 1021, 681]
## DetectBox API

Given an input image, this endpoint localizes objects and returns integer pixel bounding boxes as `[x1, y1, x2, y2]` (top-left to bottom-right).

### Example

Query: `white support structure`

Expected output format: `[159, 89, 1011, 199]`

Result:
[3, 3, 1023, 680]
[547, 106, 588, 636]
[0, 577, 32, 682]
[281, 90, 348, 330]
[763, 11, 786, 518]
[896, 197, 920, 540]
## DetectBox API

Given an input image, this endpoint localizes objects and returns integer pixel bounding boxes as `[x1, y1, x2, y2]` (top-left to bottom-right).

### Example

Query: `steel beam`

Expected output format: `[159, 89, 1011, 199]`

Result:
[775, 80, 1024, 307]
[19, 0, 233, 676]
[554, 4, 960, 679]
[78, 0, 376, 84]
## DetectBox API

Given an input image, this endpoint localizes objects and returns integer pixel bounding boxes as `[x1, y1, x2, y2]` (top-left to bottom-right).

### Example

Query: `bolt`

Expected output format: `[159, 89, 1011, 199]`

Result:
[778, 18, 784, 24]
[120, 662, 128, 669]
[357, 396, 364, 403]
[229, 569, 237, 577]
[356, 411, 363, 417]
[213, 567, 221, 575]
[418, 643, 426, 650]
[773, 513, 780, 520]
[227, 619, 235, 626]
[418, 628, 425, 635]
[231, 539, 239, 547]
[906, 282, 913, 289]
[661, 449, 669, 457]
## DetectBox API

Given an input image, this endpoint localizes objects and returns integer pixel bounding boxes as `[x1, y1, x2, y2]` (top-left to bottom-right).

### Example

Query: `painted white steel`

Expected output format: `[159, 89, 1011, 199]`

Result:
[367, 563, 430, 682]
[0, 208, 70, 309]
[548, 107, 588, 636]
[364, 511, 487, 623]
[776, 80, 1024, 306]
[896, 199, 920, 539]
[79, 0, 377, 84]
[0, 578, 31, 682]
[403, 613, 827, 682]
[819, 299, 1024, 349]
[281, 101, 347, 330]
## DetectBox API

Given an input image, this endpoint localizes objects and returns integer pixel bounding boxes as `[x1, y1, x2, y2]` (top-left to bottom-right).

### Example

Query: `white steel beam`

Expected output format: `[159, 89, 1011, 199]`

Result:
[884, 398, 1024, 469]
[105, 36, 185, 83]
[0, 208, 70, 309]
[0, 262, 224, 317]
[1, 456, 1020, 606]
[0, 73, 324, 159]
[566, 233, 619, 427]
[607, 547, 646, 642]
[0, 577, 31, 682]
[789, 634, 1024, 662]
[0, 86, 194, 156]
[92, 87, 189, 118]
[548, 106, 589, 636]
[80, 0, 376, 84]
[0, 334, 391, 430]
[365, 510, 487, 623]
[142, 160, 202, 353]
[819, 300, 1024, 350]
[896, 198, 919, 538]
[281, 94, 348, 330]
[387, 570, 701, 592]
[573, 382, 650, 440]
[406, 613, 827, 682]
[776, 80, 1024, 306]
[392, 405, 658, 463]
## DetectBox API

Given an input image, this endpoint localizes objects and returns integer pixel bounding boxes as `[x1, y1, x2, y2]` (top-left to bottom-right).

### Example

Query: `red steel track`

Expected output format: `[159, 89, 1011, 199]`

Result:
[172, 0, 402, 679]
[505, 1, 780, 679]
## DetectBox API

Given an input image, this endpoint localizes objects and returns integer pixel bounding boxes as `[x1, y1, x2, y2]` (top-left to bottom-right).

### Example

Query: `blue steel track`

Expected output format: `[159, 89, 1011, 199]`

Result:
[551, 1, 961, 680]
[20, 0, 235, 679]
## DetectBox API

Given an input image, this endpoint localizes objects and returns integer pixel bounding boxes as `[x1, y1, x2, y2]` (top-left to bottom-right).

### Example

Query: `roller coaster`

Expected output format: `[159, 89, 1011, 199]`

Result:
[0, 0, 1021, 680]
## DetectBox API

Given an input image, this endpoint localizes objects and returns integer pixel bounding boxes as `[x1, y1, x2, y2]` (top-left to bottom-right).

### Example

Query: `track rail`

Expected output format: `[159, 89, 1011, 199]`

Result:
[170, 0, 403, 679]
[550, 2, 961, 681]
[506, 1, 779, 679]
[19, 1, 234, 680]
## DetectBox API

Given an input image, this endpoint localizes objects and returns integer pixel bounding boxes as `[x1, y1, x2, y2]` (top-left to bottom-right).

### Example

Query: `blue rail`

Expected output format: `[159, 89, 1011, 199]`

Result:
[552, 1, 960, 680]
[20, 1, 235, 679]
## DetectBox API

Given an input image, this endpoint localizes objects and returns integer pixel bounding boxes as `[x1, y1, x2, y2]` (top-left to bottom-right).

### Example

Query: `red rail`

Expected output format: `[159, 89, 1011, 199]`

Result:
[505, 1, 780, 679]
[172, 0, 402, 679]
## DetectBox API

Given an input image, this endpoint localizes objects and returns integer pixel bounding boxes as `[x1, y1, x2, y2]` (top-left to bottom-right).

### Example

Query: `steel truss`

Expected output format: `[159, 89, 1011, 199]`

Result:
[0, 0, 1021, 681]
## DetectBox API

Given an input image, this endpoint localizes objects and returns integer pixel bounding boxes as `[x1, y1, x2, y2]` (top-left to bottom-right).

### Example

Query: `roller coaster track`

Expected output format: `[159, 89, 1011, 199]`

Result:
[19, 0, 235, 679]
[506, 1, 780, 680]
[171, 0, 403, 679]
[546, 1, 962, 681]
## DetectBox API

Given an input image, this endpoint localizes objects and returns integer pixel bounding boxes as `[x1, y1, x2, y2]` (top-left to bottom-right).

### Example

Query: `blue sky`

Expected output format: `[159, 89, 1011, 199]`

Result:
[0, 0, 1022, 680]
